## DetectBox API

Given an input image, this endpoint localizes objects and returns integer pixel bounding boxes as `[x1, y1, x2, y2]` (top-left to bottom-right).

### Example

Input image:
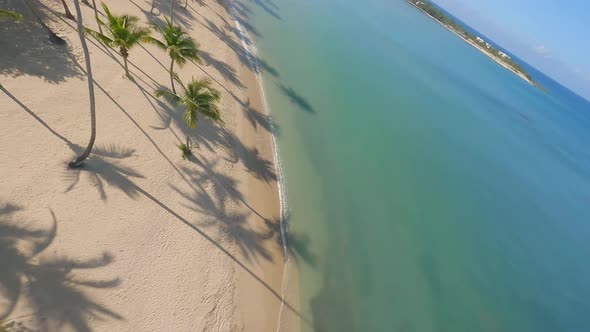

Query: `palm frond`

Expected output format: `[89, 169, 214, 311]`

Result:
[155, 75, 223, 130]
[101, 2, 117, 26]
[183, 79, 223, 124]
[184, 108, 198, 128]
[84, 27, 114, 46]
[122, 15, 140, 28]
[151, 17, 201, 67]
[155, 88, 182, 104]
[95, 3, 150, 51]
[143, 36, 167, 50]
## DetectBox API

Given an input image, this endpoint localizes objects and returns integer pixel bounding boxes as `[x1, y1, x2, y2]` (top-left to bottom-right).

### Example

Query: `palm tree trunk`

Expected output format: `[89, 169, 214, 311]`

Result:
[123, 55, 130, 77]
[23, 0, 66, 45]
[59, 0, 75, 20]
[69, 0, 97, 168]
[150, 0, 156, 13]
[90, 0, 102, 34]
[170, 59, 176, 94]
[184, 0, 188, 9]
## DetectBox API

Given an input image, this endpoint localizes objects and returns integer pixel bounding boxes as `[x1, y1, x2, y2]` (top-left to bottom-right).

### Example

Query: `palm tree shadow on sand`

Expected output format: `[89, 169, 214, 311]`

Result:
[199, 17, 280, 78]
[0, 1, 82, 83]
[0, 202, 121, 331]
[240, 98, 279, 135]
[153, 93, 278, 183]
[61, 155, 312, 326]
[172, 157, 316, 267]
[133, 0, 196, 29]
[200, 51, 245, 89]
[258, 213, 317, 268]
[62, 145, 144, 201]
[0, 85, 76, 149]
[171, 184, 274, 262]
[171, 154, 289, 262]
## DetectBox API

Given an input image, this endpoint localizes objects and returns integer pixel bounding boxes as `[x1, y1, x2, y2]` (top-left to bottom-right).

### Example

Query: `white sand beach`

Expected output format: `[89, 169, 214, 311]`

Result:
[0, 0, 299, 330]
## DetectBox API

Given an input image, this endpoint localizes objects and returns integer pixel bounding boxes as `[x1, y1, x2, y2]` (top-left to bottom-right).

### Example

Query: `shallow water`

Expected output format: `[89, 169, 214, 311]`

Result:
[239, 0, 590, 330]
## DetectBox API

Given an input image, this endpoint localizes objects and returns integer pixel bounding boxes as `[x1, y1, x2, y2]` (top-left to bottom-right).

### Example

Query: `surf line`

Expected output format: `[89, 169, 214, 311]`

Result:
[227, 2, 292, 332]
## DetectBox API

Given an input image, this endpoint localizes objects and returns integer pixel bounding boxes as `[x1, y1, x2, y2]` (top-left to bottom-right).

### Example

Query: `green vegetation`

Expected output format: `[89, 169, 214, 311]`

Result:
[156, 77, 222, 129]
[0, 9, 23, 21]
[145, 17, 203, 94]
[84, 3, 151, 78]
[409, 0, 541, 88]
[178, 141, 193, 159]
[3, 1, 224, 164]
[156, 76, 222, 157]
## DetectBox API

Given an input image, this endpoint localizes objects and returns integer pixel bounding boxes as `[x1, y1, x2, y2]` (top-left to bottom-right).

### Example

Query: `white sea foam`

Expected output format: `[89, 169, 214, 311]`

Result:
[227, 2, 292, 331]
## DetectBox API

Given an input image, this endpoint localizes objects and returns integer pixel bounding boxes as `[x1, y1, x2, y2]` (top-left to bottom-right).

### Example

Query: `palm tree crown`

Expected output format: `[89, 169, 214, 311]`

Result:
[85, 3, 150, 77]
[144, 17, 202, 93]
[156, 76, 222, 128]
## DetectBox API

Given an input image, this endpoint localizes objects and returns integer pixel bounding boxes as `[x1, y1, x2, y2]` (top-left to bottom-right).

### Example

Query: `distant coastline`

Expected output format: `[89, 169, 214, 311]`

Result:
[407, 0, 545, 91]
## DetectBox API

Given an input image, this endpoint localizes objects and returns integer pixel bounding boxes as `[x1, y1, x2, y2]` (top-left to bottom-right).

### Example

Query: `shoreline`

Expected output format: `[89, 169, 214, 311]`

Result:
[227, 1, 301, 331]
[408, 1, 538, 87]
[0, 0, 298, 331]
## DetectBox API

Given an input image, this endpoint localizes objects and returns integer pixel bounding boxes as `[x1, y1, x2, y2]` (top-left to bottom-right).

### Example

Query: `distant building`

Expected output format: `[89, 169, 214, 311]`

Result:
[476, 37, 484, 43]
[498, 51, 511, 59]
[486, 43, 491, 49]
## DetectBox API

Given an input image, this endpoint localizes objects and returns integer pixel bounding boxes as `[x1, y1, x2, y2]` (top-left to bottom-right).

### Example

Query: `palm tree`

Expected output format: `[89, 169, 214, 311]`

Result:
[84, 3, 150, 78]
[58, 0, 75, 20]
[144, 17, 202, 94]
[68, 0, 97, 168]
[156, 76, 222, 157]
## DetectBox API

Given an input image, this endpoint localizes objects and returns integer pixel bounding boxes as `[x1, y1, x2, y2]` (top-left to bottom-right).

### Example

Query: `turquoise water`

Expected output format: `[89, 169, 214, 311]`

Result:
[237, 0, 590, 331]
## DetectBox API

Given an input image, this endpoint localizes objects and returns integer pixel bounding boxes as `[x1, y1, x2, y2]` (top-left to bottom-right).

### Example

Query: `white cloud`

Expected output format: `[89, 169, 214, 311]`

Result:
[533, 45, 552, 58]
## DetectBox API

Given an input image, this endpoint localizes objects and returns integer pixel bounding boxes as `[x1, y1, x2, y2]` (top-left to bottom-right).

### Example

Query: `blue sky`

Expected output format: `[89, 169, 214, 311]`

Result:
[431, 0, 590, 99]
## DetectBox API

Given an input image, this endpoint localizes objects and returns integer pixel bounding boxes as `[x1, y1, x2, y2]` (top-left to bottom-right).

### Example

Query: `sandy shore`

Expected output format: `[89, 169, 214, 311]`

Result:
[0, 0, 298, 331]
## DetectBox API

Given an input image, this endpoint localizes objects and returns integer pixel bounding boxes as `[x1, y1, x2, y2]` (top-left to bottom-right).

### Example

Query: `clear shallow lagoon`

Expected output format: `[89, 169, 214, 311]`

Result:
[239, 0, 590, 330]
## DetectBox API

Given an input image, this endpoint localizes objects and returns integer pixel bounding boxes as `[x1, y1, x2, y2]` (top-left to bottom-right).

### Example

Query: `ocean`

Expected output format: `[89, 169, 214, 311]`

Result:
[236, 0, 590, 330]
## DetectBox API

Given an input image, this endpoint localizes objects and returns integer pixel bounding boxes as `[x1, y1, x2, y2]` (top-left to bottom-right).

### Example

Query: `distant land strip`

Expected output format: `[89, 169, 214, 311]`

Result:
[408, 0, 545, 91]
